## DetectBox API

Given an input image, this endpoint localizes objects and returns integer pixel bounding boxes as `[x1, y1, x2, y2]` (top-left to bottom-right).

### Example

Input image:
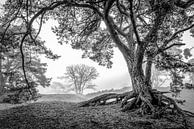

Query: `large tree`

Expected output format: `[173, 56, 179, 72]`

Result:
[59, 64, 99, 94]
[1, 0, 194, 124]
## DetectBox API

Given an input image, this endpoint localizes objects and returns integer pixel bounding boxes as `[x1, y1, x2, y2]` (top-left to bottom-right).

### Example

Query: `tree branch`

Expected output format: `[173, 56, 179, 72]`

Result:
[0, 7, 21, 43]
[175, 0, 194, 9]
[86, 0, 105, 4]
[32, 11, 46, 44]
[116, 0, 130, 17]
[104, 16, 134, 64]
[20, 33, 31, 89]
[104, 0, 116, 18]
[161, 43, 185, 52]
[71, 1, 103, 18]
[162, 23, 194, 48]
[129, 0, 141, 45]
[110, 18, 128, 37]
[17, 0, 104, 91]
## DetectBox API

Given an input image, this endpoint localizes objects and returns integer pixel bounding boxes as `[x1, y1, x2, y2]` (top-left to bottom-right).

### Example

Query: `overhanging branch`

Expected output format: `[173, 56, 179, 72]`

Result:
[104, 16, 134, 63]
[162, 23, 194, 48]
[110, 18, 128, 37]
[161, 43, 185, 52]
[168, 24, 194, 44]
[20, 33, 31, 89]
[116, 0, 129, 17]
[129, 0, 141, 45]
[104, 0, 116, 18]
[175, 0, 194, 9]
[18, 0, 104, 90]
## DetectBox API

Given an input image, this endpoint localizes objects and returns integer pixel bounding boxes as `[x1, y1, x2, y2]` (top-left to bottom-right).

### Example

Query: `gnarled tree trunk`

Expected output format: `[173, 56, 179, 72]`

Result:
[103, 15, 154, 113]
[121, 45, 154, 113]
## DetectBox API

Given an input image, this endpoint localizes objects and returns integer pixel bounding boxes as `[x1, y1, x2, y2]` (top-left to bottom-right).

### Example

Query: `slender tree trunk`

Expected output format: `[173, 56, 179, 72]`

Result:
[81, 84, 85, 94]
[144, 56, 153, 89]
[0, 52, 5, 96]
[0, 53, 3, 95]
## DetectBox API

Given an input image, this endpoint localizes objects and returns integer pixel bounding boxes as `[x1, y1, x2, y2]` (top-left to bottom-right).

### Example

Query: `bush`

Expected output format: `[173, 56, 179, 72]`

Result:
[2, 92, 20, 104]
[2, 87, 41, 104]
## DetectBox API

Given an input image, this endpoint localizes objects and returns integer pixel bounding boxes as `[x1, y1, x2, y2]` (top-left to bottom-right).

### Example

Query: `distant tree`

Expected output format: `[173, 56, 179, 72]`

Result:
[60, 64, 99, 94]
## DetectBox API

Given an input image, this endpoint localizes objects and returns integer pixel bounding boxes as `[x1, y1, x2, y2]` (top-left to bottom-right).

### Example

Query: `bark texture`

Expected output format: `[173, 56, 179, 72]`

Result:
[0, 53, 5, 96]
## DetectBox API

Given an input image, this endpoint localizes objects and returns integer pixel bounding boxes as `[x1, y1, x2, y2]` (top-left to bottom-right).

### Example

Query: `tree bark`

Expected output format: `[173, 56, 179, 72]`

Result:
[122, 45, 153, 111]
[144, 56, 153, 89]
[0, 52, 5, 96]
[123, 44, 151, 94]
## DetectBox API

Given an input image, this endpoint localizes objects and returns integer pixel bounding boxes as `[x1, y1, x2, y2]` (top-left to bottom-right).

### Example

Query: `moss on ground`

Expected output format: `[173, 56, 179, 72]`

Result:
[0, 102, 193, 129]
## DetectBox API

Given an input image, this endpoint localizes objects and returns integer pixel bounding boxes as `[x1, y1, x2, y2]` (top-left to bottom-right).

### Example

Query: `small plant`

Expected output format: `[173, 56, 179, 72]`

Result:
[2, 86, 40, 104]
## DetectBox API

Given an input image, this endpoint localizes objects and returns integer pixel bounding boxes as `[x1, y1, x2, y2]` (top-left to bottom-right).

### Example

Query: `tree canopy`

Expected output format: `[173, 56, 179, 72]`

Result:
[1, 0, 194, 86]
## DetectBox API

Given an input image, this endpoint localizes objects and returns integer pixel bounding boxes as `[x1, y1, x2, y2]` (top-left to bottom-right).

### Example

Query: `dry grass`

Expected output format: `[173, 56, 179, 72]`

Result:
[0, 101, 191, 129]
[38, 94, 87, 102]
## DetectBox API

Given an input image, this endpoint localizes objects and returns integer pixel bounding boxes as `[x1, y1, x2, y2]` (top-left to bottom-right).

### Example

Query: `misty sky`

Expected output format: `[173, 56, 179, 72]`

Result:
[38, 21, 194, 94]
[38, 20, 131, 94]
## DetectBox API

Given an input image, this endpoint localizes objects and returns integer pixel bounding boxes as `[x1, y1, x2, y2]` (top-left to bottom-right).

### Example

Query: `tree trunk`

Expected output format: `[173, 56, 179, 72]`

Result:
[144, 56, 153, 89]
[0, 52, 5, 96]
[104, 15, 153, 112]
[122, 46, 153, 112]
[123, 44, 152, 94]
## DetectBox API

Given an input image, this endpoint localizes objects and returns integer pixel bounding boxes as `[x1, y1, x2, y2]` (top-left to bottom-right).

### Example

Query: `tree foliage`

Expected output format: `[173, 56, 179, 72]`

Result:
[0, 15, 56, 103]
[183, 47, 194, 59]
[59, 64, 99, 94]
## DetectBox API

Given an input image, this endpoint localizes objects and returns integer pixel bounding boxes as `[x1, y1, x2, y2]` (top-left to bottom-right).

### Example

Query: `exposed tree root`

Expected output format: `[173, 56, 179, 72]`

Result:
[79, 92, 135, 107]
[79, 89, 194, 128]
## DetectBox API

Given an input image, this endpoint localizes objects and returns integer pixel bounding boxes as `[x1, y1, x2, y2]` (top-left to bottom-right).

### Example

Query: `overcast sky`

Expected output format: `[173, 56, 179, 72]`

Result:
[37, 20, 194, 94]
[38, 20, 131, 94]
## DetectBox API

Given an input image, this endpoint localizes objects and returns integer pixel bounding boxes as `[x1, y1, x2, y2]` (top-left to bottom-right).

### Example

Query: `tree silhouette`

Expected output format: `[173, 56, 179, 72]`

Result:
[59, 64, 99, 94]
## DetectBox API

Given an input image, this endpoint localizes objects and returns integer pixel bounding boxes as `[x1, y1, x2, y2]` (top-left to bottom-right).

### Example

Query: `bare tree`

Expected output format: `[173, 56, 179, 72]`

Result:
[62, 64, 99, 94]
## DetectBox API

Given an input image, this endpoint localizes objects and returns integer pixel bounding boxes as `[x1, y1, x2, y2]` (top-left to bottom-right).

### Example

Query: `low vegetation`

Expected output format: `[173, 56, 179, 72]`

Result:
[0, 90, 194, 129]
[0, 101, 193, 129]
[38, 94, 87, 103]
